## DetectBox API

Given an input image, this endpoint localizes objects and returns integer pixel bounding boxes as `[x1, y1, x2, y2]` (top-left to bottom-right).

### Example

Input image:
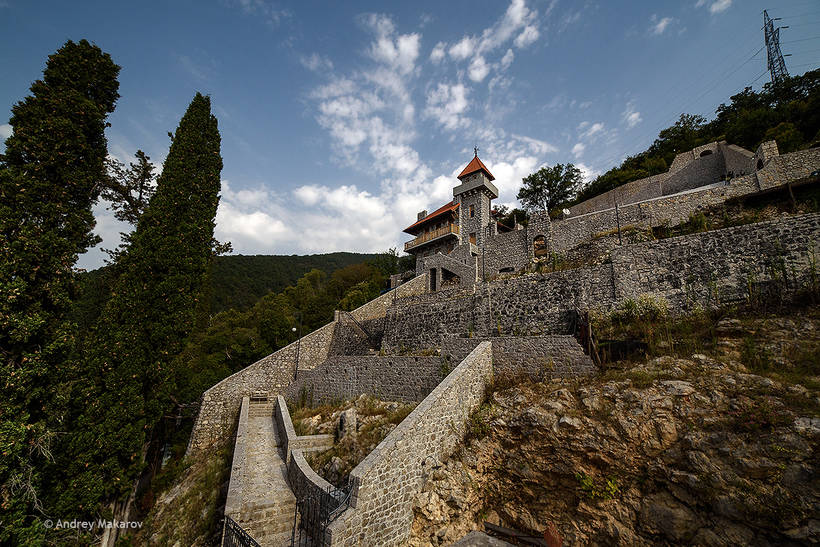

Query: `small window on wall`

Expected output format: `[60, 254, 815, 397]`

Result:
[469, 232, 477, 245]
[533, 235, 548, 257]
[699, 149, 713, 157]
[469, 204, 475, 218]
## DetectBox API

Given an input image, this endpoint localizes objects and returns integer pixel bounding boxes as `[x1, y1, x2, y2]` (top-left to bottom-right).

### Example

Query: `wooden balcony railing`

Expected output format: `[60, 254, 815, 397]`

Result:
[404, 223, 459, 251]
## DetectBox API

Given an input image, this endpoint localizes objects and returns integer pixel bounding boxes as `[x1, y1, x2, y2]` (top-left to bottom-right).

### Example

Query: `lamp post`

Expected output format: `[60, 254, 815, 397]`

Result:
[292, 314, 302, 380]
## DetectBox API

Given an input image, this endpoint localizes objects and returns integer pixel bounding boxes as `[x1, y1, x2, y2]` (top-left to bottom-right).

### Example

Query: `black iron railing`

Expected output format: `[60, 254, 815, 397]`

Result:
[290, 481, 352, 546]
[223, 515, 260, 547]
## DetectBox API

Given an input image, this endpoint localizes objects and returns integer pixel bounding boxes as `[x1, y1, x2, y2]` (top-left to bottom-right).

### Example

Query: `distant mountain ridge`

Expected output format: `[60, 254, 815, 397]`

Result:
[209, 252, 381, 313]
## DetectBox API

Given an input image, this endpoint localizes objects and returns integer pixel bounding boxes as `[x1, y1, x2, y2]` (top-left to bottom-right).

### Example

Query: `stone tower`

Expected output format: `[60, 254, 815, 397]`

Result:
[453, 151, 498, 248]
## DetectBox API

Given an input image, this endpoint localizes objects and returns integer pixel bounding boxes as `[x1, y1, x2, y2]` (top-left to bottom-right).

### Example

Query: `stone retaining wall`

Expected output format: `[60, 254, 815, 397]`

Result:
[326, 342, 493, 546]
[441, 335, 596, 379]
[285, 356, 444, 406]
[385, 214, 820, 351]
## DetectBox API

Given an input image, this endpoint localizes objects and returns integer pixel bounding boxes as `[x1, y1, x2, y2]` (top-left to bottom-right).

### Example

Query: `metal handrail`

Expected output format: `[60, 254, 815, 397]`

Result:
[223, 515, 260, 547]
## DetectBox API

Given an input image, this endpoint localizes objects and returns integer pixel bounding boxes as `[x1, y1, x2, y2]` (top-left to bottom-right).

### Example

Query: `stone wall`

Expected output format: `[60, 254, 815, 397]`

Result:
[569, 173, 666, 216]
[187, 275, 428, 457]
[186, 321, 337, 456]
[383, 261, 615, 352]
[663, 146, 724, 194]
[482, 229, 528, 277]
[326, 342, 493, 546]
[722, 143, 755, 177]
[440, 335, 596, 379]
[223, 396, 250, 519]
[350, 273, 427, 321]
[328, 315, 384, 356]
[285, 355, 445, 405]
[384, 214, 820, 350]
[274, 395, 333, 464]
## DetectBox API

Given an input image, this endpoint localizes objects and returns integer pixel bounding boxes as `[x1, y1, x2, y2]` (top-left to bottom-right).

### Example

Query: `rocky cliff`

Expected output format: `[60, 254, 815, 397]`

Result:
[409, 311, 819, 546]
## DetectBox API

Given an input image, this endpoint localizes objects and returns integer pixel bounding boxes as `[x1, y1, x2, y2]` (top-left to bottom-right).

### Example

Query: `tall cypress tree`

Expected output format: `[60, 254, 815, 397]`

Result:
[60, 93, 222, 516]
[0, 40, 119, 541]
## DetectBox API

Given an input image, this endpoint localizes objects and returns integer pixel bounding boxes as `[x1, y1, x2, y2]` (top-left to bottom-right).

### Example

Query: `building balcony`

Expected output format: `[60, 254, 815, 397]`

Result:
[404, 223, 459, 252]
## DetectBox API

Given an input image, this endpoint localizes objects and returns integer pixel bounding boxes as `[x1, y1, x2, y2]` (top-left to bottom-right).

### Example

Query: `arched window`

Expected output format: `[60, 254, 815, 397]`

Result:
[757, 159, 764, 170]
[533, 235, 548, 257]
[699, 149, 713, 157]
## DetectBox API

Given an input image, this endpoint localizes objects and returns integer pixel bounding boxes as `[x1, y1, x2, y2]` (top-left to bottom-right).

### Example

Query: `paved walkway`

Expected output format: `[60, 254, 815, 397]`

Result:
[235, 401, 296, 546]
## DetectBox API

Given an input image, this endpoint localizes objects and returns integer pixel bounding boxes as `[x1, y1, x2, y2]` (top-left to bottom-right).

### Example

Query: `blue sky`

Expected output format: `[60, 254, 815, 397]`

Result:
[1, 0, 819, 269]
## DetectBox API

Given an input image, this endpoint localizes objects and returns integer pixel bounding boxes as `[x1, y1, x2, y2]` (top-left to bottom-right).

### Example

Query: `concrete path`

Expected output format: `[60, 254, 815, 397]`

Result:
[235, 400, 297, 546]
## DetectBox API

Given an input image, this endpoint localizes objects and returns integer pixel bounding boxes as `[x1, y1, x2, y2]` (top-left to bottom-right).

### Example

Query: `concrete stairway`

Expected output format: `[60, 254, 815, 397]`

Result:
[236, 400, 297, 546]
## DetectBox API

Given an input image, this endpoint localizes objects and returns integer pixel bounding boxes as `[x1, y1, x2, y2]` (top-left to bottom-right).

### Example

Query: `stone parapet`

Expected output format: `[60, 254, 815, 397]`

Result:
[274, 395, 333, 464]
[224, 396, 250, 519]
[326, 342, 493, 546]
[441, 335, 596, 379]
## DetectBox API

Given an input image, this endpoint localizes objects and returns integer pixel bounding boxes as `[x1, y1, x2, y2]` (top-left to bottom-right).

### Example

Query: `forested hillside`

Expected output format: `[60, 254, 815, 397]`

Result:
[209, 252, 382, 312]
[577, 69, 820, 203]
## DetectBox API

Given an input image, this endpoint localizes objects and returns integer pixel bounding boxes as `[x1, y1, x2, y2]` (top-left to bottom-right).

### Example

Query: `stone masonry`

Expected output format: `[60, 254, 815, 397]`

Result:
[325, 342, 494, 545]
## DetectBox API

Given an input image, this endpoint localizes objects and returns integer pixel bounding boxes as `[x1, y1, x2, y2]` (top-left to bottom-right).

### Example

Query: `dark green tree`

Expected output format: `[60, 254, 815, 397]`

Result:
[102, 149, 157, 226]
[517, 163, 583, 213]
[0, 40, 119, 542]
[58, 93, 222, 518]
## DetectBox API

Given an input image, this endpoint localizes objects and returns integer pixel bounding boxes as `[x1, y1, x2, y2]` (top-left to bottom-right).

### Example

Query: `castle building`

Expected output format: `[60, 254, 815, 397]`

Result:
[399, 139, 785, 293]
[403, 152, 513, 288]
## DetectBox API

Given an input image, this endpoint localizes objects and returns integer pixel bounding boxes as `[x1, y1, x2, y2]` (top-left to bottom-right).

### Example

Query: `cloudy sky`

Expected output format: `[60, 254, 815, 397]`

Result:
[1, 0, 818, 269]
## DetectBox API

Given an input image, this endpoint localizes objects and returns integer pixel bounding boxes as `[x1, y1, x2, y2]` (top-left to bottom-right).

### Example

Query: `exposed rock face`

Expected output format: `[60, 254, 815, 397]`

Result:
[409, 353, 819, 546]
[335, 408, 358, 441]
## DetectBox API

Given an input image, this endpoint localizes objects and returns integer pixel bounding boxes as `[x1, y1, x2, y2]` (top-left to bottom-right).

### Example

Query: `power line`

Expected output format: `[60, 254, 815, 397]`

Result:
[782, 36, 820, 44]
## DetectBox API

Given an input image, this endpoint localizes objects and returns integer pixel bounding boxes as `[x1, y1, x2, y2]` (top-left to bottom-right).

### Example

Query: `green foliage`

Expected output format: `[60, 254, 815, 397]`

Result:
[101, 149, 157, 227]
[575, 471, 621, 500]
[687, 211, 709, 233]
[0, 39, 120, 542]
[59, 93, 222, 514]
[518, 163, 583, 213]
[466, 403, 495, 441]
[492, 205, 529, 228]
[208, 252, 382, 313]
[764, 122, 803, 154]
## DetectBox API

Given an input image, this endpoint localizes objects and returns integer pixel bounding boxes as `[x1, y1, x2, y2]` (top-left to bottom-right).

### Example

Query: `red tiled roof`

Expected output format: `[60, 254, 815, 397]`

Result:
[457, 155, 495, 181]
[403, 201, 459, 234]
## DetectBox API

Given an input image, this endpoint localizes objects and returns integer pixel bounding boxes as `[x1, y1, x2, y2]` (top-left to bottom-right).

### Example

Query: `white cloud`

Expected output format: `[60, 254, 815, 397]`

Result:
[425, 83, 470, 130]
[576, 163, 601, 184]
[449, 36, 476, 61]
[580, 121, 605, 139]
[622, 103, 642, 129]
[514, 25, 540, 48]
[300, 53, 333, 72]
[468, 56, 490, 82]
[696, 0, 731, 14]
[226, 0, 290, 26]
[572, 142, 585, 158]
[500, 49, 515, 70]
[430, 42, 446, 63]
[364, 14, 420, 76]
[0, 124, 12, 140]
[650, 15, 673, 35]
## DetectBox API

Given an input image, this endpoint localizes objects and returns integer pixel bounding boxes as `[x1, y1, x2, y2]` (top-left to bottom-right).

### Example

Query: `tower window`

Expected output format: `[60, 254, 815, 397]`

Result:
[469, 232, 477, 245]
[469, 204, 475, 218]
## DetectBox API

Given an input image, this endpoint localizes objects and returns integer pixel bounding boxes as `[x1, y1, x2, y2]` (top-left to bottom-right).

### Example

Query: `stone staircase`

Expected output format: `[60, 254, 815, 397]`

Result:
[235, 400, 297, 546]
